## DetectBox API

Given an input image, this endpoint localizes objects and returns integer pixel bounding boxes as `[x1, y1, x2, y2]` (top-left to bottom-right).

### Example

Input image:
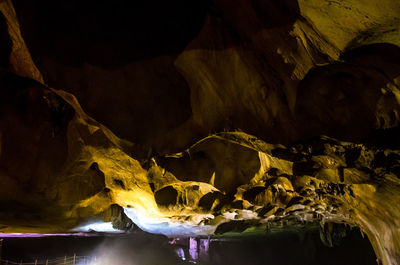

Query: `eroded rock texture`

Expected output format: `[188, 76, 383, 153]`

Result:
[0, 0, 400, 265]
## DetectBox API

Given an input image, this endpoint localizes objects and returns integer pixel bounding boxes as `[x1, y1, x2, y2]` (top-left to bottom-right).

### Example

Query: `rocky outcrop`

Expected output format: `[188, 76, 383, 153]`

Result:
[152, 132, 400, 265]
[0, 0, 42, 82]
[0, 72, 155, 231]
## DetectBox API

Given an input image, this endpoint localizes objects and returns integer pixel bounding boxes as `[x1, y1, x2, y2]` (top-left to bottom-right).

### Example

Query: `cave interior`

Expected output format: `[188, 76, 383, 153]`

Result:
[0, 0, 400, 264]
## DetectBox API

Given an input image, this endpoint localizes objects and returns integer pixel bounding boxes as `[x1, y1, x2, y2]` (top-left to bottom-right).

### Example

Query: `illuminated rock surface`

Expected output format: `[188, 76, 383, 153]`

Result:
[0, 0, 399, 265]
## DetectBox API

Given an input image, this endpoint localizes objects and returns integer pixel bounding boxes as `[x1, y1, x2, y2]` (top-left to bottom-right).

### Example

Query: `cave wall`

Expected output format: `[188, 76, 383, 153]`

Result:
[10, 0, 400, 153]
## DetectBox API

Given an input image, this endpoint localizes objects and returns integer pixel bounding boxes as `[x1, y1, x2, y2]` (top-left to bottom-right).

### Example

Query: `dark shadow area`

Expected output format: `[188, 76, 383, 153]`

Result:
[0, 72, 73, 178]
[13, 0, 211, 68]
[12, 0, 202, 146]
[155, 186, 179, 207]
[0, 12, 11, 69]
[251, 0, 299, 28]
[364, 125, 400, 149]
[214, 0, 299, 36]
[157, 151, 215, 184]
[205, 227, 376, 265]
[295, 43, 400, 143]
[13, 0, 301, 67]
[342, 43, 400, 79]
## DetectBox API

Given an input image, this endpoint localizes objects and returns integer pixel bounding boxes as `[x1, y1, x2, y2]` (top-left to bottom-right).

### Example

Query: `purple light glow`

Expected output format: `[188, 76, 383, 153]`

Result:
[189, 237, 198, 260]
[199, 238, 209, 256]
[175, 247, 186, 260]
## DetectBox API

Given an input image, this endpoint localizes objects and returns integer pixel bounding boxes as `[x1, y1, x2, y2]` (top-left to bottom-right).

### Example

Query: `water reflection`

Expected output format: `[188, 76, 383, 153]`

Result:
[172, 237, 211, 263]
[1, 226, 377, 265]
[169, 227, 376, 265]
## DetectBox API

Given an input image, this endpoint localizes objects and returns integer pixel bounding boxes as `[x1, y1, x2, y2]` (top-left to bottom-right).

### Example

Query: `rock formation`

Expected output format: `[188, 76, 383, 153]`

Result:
[0, 0, 399, 265]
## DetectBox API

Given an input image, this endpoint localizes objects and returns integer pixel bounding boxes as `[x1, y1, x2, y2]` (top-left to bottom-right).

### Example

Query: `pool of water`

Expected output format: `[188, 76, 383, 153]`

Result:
[0, 226, 377, 265]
